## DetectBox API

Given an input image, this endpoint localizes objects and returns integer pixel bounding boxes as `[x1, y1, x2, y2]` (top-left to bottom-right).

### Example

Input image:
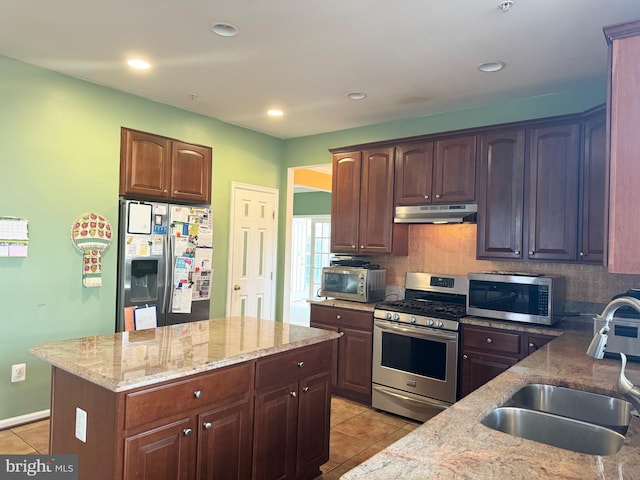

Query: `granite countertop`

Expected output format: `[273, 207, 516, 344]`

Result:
[30, 317, 340, 392]
[342, 326, 640, 479]
[308, 298, 378, 312]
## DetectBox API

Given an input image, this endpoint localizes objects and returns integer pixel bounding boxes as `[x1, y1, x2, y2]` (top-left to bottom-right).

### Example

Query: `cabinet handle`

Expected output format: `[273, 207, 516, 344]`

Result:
[425, 195, 429, 199]
[336, 314, 341, 320]
[203, 422, 212, 430]
[435, 194, 441, 198]
[486, 337, 493, 344]
[529, 342, 535, 348]
[290, 391, 297, 398]
[163, 189, 168, 193]
[183, 428, 193, 436]
[360, 245, 364, 249]
[174, 190, 179, 194]
[529, 250, 535, 255]
[463, 354, 468, 359]
[351, 244, 356, 249]
[194, 390, 202, 398]
[297, 361, 305, 368]
[579, 251, 585, 257]
[514, 250, 521, 255]
[303, 386, 309, 393]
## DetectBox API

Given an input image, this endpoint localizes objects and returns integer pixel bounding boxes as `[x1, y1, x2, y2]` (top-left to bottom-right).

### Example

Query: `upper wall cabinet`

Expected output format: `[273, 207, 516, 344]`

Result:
[331, 148, 408, 255]
[120, 128, 212, 204]
[477, 121, 584, 262]
[395, 136, 476, 206]
[604, 20, 640, 273]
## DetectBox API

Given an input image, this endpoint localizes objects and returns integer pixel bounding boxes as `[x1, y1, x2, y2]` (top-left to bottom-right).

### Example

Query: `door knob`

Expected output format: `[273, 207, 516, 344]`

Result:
[234, 285, 241, 291]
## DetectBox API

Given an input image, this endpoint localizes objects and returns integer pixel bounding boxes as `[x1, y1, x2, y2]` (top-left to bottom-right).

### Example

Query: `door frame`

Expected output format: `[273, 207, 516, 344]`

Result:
[226, 182, 279, 319]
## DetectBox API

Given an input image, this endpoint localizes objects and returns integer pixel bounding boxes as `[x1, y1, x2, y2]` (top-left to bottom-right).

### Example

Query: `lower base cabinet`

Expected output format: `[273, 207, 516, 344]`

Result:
[48, 341, 335, 480]
[459, 324, 554, 398]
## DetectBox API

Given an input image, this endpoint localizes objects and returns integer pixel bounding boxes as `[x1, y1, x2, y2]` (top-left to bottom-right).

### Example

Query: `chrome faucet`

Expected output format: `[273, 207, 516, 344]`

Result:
[586, 296, 640, 414]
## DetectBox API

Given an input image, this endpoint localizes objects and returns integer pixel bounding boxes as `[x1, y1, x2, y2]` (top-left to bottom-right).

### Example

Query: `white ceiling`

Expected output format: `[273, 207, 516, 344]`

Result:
[2, 1, 640, 139]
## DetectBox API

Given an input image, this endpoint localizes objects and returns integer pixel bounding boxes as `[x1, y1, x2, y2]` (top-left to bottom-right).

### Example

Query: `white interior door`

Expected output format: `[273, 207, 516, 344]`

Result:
[227, 183, 278, 319]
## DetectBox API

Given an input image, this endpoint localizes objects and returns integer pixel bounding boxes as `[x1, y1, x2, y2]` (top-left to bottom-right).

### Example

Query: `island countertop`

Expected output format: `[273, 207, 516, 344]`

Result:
[30, 317, 340, 392]
[342, 325, 640, 480]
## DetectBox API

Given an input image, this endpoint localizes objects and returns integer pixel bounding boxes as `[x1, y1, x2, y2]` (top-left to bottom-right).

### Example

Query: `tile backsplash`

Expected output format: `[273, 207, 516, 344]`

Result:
[373, 224, 640, 307]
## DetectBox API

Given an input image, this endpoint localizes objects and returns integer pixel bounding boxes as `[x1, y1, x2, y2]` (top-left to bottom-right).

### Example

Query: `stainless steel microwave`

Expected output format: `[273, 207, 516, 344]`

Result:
[320, 267, 386, 303]
[467, 273, 564, 325]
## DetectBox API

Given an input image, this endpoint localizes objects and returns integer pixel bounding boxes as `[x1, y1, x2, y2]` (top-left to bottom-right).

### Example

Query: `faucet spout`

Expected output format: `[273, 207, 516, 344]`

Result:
[618, 353, 640, 416]
[586, 296, 640, 359]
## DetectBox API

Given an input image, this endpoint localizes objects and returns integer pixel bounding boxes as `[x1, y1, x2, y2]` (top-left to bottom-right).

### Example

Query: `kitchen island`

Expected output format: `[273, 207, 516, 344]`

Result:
[31, 317, 340, 480]
[342, 322, 640, 480]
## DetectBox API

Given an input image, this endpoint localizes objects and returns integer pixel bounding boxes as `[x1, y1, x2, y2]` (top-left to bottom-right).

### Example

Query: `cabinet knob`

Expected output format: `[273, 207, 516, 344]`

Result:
[514, 250, 521, 255]
[163, 189, 168, 193]
[425, 195, 429, 199]
[529, 250, 535, 255]
[183, 428, 193, 436]
[352, 245, 356, 249]
[290, 391, 297, 398]
[203, 422, 212, 430]
[463, 354, 468, 359]
[303, 386, 309, 393]
[360, 245, 364, 249]
[579, 251, 585, 257]
[529, 342, 535, 348]
[435, 194, 441, 198]
[486, 337, 493, 344]
[297, 361, 305, 368]
[336, 314, 341, 320]
[194, 390, 202, 398]
[174, 190, 179, 194]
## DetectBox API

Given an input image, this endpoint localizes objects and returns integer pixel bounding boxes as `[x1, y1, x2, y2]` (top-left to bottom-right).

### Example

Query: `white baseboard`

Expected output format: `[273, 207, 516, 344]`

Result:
[0, 410, 50, 430]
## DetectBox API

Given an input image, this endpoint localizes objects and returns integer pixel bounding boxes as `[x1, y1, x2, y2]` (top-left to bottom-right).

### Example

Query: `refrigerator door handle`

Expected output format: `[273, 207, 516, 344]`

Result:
[163, 225, 174, 315]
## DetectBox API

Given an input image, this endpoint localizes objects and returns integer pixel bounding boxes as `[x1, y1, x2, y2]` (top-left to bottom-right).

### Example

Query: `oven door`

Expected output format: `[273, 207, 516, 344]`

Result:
[373, 319, 458, 405]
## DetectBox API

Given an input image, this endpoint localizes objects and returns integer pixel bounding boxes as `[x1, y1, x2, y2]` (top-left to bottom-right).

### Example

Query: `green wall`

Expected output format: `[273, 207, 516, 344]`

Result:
[0, 54, 607, 422]
[293, 192, 331, 216]
[0, 56, 283, 420]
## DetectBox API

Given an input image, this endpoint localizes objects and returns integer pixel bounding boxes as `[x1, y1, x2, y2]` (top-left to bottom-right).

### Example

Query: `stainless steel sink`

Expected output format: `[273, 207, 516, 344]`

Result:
[503, 384, 632, 432]
[481, 406, 627, 455]
[481, 384, 633, 455]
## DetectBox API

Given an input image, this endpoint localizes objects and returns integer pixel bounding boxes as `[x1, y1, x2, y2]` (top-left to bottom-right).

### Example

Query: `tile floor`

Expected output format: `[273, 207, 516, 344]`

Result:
[0, 396, 420, 478]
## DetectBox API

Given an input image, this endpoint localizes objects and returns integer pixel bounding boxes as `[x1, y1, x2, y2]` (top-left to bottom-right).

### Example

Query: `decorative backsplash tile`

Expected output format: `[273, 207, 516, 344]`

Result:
[373, 224, 640, 305]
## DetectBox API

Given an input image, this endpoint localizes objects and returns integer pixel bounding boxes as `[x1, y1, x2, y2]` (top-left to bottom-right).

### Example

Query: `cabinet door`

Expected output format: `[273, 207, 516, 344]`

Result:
[395, 143, 434, 205]
[296, 372, 331, 479]
[477, 130, 526, 259]
[525, 333, 554, 356]
[124, 417, 195, 480]
[170, 141, 212, 204]
[359, 148, 395, 254]
[308, 321, 339, 390]
[433, 136, 477, 203]
[120, 129, 170, 199]
[579, 111, 606, 264]
[338, 327, 373, 403]
[527, 123, 580, 261]
[459, 350, 519, 399]
[331, 152, 362, 253]
[196, 399, 252, 480]
[252, 383, 298, 480]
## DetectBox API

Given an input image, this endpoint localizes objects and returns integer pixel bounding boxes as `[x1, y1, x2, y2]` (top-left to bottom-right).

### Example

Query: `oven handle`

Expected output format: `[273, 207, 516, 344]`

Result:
[374, 319, 458, 342]
[372, 385, 451, 410]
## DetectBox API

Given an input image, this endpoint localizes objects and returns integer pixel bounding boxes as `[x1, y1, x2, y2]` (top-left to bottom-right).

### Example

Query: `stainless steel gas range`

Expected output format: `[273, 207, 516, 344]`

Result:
[372, 272, 468, 422]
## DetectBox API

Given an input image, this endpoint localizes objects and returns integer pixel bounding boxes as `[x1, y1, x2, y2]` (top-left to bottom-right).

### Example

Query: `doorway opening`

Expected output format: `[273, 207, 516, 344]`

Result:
[289, 215, 331, 326]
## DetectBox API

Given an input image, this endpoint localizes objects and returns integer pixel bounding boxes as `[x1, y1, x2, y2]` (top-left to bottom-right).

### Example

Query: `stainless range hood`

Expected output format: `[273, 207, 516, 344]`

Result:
[394, 204, 477, 224]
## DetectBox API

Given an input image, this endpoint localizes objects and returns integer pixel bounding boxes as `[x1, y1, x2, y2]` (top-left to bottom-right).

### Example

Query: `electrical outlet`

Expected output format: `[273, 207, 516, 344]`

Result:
[11, 363, 26, 383]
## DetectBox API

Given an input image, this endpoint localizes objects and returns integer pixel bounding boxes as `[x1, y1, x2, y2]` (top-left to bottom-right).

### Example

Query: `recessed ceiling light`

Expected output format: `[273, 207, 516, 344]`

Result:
[127, 58, 151, 70]
[478, 61, 506, 73]
[267, 109, 284, 117]
[346, 92, 367, 100]
[211, 23, 240, 37]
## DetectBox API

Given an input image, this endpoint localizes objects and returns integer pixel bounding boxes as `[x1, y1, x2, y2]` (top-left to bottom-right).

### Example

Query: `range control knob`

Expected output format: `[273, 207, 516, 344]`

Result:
[427, 319, 434, 327]
[409, 317, 417, 324]
[386, 313, 392, 320]
[436, 320, 444, 328]
[393, 313, 400, 321]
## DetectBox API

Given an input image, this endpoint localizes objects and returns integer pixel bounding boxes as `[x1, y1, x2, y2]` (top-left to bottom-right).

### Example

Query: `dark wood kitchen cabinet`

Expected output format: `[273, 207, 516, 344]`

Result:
[477, 121, 581, 262]
[330, 148, 407, 255]
[310, 304, 373, 404]
[579, 107, 607, 264]
[395, 136, 476, 206]
[253, 342, 332, 480]
[120, 127, 212, 204]
[459, 324, 554, 398]
[604, 20, 640, 273]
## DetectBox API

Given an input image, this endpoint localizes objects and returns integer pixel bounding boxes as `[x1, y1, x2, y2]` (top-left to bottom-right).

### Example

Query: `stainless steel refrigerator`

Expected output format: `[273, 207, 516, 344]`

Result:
[116, 198, 213, 331]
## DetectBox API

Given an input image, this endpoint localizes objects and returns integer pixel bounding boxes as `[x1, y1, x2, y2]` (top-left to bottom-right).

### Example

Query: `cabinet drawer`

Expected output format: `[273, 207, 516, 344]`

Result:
[125, 362, 252, 429]
[310, 305, 373, 331]
[255, 342, 332, 391]
[462, 326, 522, 356]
